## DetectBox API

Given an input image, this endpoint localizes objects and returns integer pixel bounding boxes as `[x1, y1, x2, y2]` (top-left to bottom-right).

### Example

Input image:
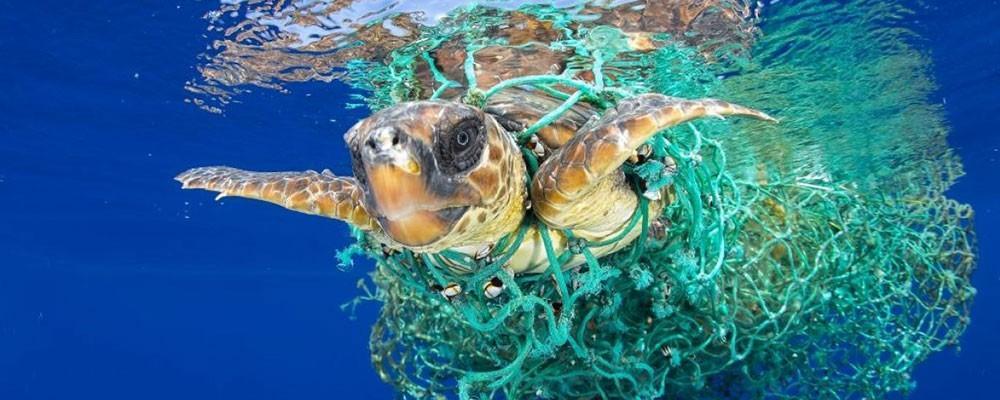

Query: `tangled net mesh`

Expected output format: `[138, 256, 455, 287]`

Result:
[319, 3, 978, 399]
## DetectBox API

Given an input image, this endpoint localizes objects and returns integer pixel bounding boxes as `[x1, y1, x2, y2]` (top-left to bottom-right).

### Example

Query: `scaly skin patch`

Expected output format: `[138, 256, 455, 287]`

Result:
[175, 167, 377, 230]
[531, 94, 775, 236]
[434, 117, 527, 252]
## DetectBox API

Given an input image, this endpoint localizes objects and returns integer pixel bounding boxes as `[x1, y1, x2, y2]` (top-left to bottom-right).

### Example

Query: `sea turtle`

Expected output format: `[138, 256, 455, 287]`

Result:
[177, 1, 774, 276]
[177, 93, 773, 274]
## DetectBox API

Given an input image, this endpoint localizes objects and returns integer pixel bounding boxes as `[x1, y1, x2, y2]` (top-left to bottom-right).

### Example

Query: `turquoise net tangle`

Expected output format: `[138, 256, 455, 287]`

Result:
[324, 3, 978, 399]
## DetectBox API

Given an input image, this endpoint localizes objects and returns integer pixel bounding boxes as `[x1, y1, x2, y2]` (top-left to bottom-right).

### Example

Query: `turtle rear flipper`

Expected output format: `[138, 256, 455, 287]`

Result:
[176, 167, 378, 231]
[530, 94, 776, 235]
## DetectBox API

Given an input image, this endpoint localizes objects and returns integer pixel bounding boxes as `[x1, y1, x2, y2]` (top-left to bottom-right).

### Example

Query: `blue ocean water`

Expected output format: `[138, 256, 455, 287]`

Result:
[0, 1, 996, 399]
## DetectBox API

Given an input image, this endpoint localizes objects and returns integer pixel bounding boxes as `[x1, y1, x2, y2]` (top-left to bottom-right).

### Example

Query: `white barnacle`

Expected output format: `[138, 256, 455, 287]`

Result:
[532, 141, 546, 158]
[528, 135, 546, 158]
[630, 143, 653, 163]
[441, 283, 462, 300]
[474, 244, 493, 260]
[483, 276, 505, 299]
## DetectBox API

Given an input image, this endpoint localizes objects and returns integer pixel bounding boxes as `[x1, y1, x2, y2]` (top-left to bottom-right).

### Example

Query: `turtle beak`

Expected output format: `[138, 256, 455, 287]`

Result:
[360, 127, 465, 247]
[364, 143, 456, 246]
[362, 127, 440, 223]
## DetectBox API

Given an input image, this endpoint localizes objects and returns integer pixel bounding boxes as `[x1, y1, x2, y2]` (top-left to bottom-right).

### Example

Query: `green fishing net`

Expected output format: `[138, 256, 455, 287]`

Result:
[339, 5, 976, 400]
[191, 0, 977, 398]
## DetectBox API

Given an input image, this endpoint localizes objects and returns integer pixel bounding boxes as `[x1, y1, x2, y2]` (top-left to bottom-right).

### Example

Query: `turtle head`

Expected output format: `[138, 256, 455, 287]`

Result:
[346, 101, 521, 249]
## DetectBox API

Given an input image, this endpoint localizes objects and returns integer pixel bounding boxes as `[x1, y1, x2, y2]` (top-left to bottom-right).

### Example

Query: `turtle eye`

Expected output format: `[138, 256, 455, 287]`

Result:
[451, 119, 478, 150]
[436, 117, 486, 174]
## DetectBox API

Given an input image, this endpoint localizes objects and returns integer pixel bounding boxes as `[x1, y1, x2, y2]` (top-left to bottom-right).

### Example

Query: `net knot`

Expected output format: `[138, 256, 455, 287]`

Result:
[568, 237, 588, 254]
[462, 88, 487, 108]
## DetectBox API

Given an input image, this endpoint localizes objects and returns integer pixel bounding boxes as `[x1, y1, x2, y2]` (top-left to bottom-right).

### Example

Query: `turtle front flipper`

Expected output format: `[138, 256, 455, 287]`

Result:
[531, 94, 776, 235]
[176, 166, 378, 231]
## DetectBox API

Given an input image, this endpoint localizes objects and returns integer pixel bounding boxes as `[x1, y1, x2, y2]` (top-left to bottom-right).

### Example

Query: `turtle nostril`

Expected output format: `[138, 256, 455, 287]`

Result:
[367, 128, 404, 155]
